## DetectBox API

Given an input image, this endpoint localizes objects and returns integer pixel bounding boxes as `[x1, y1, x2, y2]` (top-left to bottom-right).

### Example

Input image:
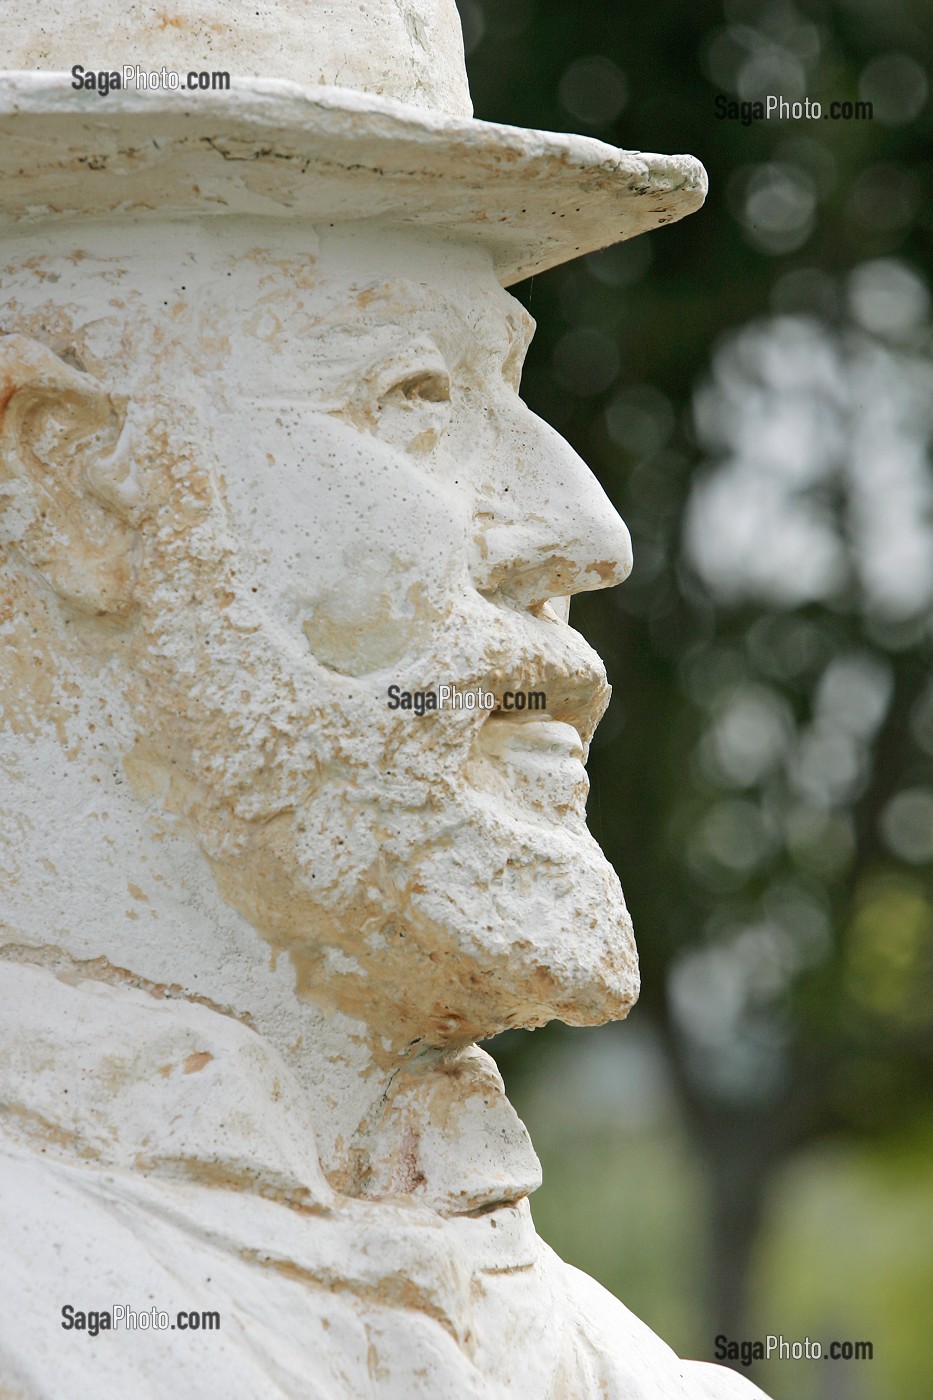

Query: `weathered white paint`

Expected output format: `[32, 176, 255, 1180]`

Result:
[6, 0, 475, 116]
[0, 3, 771, 1396]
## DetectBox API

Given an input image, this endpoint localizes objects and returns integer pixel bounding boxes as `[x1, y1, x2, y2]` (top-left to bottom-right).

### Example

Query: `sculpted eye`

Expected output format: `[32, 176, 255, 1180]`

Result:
[372, 353, 452, 453]
[383, 368, 451, 405]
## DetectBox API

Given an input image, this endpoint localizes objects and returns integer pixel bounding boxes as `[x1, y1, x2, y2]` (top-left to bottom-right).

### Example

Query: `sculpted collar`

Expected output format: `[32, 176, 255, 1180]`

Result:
[0, 955, 540, 1218]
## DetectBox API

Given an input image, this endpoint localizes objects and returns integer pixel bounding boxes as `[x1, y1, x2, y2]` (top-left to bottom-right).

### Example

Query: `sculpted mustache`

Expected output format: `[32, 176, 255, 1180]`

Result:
[131, 565, 608, 788]
[374, 656, 608, 746]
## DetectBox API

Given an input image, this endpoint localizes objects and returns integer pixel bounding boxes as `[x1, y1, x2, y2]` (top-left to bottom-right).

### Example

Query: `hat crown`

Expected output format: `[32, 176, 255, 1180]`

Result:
[6, 0, 473, 117]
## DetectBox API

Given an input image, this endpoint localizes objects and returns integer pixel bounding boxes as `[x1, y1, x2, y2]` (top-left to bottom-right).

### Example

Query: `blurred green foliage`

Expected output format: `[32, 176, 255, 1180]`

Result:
[460, 1, 933, 1393]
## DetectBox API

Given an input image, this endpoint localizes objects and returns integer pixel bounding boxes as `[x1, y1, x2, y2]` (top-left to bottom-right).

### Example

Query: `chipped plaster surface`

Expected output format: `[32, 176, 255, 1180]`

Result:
[0, 217, 768, 1400]
[0, 71, 706, 287]
[0, 5, 768, 1397]
[5, 0, 474, 117]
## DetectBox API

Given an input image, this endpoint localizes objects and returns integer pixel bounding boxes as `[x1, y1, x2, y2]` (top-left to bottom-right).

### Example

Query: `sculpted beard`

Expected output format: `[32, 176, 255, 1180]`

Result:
[127, 448, 638, 1048]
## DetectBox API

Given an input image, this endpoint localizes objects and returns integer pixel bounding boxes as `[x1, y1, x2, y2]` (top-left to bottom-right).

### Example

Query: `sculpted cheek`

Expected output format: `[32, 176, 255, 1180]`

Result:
[219, 412, 471, 675]
[300, 559, 447, 675]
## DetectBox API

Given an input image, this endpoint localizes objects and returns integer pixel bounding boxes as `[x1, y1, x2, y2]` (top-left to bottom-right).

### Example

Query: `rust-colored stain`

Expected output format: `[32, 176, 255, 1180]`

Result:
[238, 1249, 460, 1341]
[182, 1050, 213, 1074]
[133, 1154, 328, 1213]
[0, 942, 257, 1029]
[394, 1124, 426, 1194]
[2, 1101, 98, 1160]
[367, 1339, 388, 1383]
[0, 379, 17, 416]
[0, 580, 70, 747]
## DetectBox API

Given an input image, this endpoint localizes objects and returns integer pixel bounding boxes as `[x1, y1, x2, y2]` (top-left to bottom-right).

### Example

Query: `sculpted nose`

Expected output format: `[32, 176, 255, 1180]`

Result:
[470, 408, 632, 608]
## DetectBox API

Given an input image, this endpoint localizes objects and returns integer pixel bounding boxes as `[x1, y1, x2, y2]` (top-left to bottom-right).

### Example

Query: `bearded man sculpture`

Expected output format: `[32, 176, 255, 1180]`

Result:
[0, 3, 770, 1396]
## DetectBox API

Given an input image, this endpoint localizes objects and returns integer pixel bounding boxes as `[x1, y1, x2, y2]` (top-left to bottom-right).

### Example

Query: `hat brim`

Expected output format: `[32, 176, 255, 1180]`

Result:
[0, 74, 706, 286]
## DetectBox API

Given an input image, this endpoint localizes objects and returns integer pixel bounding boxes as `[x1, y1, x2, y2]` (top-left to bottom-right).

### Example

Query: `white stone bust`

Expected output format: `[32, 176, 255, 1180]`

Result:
[0, 5, 769, 1396]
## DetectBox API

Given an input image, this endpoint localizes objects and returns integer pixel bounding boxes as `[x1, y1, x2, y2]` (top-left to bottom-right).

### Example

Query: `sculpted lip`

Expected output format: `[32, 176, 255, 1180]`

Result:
[477, 714, 585, 762]
[474, 647, 610, 754]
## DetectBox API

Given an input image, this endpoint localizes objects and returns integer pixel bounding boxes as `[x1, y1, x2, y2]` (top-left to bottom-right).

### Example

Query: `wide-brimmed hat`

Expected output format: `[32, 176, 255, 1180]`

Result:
[0, 0, 706, 285]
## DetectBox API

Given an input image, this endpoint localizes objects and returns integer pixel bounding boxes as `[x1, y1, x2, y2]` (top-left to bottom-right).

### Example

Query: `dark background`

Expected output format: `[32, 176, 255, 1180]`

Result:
[458, 3, 933, 1396]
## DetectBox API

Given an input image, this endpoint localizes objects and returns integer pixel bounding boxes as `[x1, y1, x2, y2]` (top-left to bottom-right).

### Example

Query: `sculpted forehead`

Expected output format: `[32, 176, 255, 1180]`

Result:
[224, 249, 535, 404]
[0, 221, 534, 396]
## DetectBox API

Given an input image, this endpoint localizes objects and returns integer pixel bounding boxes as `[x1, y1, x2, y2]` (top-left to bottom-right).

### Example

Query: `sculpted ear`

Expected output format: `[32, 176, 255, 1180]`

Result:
[0, 334, 144, 615]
